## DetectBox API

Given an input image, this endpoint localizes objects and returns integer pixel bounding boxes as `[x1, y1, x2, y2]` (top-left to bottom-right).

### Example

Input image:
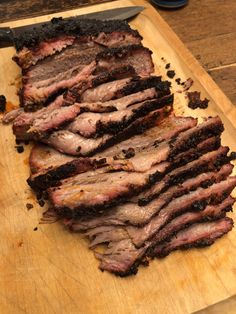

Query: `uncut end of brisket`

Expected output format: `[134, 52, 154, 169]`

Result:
[13, 18, 142, 68]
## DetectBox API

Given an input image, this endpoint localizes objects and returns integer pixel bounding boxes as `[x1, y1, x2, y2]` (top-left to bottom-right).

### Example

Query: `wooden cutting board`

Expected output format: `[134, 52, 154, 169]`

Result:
[0, 1, 236, 313]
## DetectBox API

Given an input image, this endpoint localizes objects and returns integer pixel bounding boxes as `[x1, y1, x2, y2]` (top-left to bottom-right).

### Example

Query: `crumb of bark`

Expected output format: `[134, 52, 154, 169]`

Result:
[38, 199, 45, 207]
[33, 227, 38, 231]
[26, 203, 34, 210]
[36, 192, 43, 200]
[175, 78, 182, 85]
[166, 70, 175, 79]
[15, 139, 22, 145]
[165, 63, 170, 69]
[0, 95, 6, 112]
[187, 91, 209, 109]
[229, 152, 236, 161]
[15, 145, 24, 153]
[183, 78, 194, 91]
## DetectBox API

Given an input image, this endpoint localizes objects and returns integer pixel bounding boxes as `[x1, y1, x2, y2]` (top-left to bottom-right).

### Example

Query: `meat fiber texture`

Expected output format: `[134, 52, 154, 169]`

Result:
[5, 18, 236, 277]
[13, 17, 148, 111]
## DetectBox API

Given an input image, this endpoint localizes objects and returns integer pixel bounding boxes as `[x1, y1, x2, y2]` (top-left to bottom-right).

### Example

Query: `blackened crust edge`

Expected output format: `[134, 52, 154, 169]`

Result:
[14, 18, 142, 51]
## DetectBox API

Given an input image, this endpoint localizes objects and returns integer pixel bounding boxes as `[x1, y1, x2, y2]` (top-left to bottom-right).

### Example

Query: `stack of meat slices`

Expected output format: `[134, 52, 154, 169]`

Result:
[5, 18, 235, 276]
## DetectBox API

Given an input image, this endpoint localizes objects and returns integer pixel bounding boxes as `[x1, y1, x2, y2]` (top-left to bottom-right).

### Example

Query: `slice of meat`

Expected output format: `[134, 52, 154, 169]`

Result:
[99, 114, 197, 158]
[2, 108, 24, 124]
[95, 239, 147, 276]
[21, 44, 154, 110]
[13, 36, 75, 70]
[168, 116, 224, 159]
[152, 217, 234, 258]
[94, 45, 154, 76]
[13, 95, 64, 139]
[29, 144, 74, 174]
[80, 76, 169, 103]
[81, 86, 164, 112]
[28, 115, 196, 190]
[65, 65, 137, 105]
[126, 177, 236, 247]
[66, 95, 173, 138]
[48, 162, 169, 217]
[138, 142, 227, 205]
[68, 163, 233, 231]
[21, 60, 97, 111]
[15, 103, 81, 141]
[44, 106, 172, 156]
[151, 196, 235, 246]
[13, 18, 141, 66]
[97, 216, 234, 276]
[86, 226, 128, 248]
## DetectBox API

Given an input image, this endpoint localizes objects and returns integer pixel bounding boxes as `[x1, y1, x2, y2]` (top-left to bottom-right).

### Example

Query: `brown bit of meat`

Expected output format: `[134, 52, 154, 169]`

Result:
[2, 108, 24, 124]
[183, 78, 194, 91]
[187, 91, 209, 109]
[26, 203, 33, 210]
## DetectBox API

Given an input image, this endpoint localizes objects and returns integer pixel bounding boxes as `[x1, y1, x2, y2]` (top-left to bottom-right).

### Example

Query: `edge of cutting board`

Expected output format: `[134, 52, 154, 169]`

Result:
[1, 1, 236, 313]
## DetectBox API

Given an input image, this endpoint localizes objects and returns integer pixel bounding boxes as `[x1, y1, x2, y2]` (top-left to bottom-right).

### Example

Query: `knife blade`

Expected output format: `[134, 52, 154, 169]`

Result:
[0, 6, 144, 48]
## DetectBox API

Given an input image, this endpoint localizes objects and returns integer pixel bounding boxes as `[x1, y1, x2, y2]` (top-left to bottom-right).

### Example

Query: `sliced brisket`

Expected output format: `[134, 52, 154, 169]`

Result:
[94, 45, 154, 76]
[28, 115, 196, 190]
[80, 76, 169, 103]
[48, 135, 227, 218]
[44, 106, 172, 156]
[126, 176, 236, 247]
[15, 103, 81, 140]
[150, 196, 234, 247]
[49, 162, 169, 217]
[21, 44, 154, 110]
[88, 195, 234, 249]
[66, 95, 173, 138]
[69, 163, 233, 231]
[152, 217, 234, 258]
[29, 144, 74, 174]
[97, 216, 234, 276]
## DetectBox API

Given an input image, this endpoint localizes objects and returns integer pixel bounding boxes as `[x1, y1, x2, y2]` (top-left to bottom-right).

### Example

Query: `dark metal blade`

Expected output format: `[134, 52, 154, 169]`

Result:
[0, 6, 145, 48]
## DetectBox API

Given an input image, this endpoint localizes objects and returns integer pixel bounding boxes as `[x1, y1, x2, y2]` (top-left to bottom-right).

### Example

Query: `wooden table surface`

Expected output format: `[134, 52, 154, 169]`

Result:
[1, 0, 235, 107]
[0, 1, 235, 314]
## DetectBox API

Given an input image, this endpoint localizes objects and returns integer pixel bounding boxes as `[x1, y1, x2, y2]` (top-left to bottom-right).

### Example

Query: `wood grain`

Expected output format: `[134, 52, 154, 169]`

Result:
[208, 66, 236, 106]
[0, 1, 236, 313]
[0, 0, 111, 22]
